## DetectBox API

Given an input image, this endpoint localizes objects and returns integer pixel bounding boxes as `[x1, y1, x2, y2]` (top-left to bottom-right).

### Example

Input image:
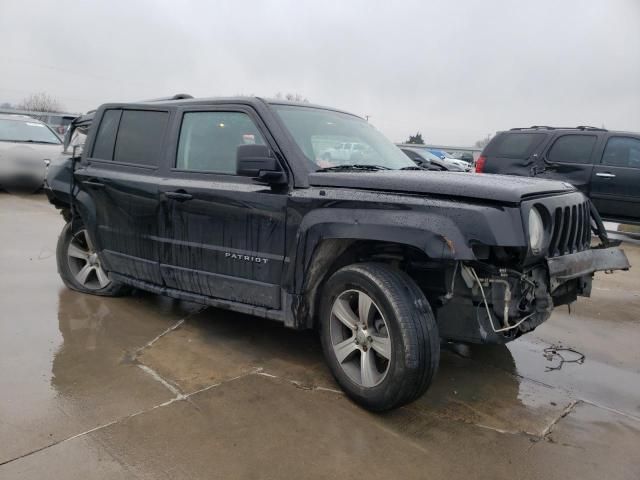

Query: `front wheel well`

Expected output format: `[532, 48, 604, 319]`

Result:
[300, 239, 436, 329]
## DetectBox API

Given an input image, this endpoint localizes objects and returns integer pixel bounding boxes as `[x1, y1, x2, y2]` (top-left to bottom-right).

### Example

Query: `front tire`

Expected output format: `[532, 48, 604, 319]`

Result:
[320, 263, 439, 411]
[56, 222, 129, 296]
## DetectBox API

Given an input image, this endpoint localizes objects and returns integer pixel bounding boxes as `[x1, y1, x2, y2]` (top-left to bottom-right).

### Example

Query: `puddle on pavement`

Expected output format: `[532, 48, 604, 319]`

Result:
[0, 287, 199, 464]
[139, 308, 575, 436]
[503, 336, 640, 418]
[138, 308, 336, 393]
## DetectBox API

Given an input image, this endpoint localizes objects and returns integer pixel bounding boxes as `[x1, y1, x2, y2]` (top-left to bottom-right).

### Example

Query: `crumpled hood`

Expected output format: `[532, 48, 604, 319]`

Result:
[307, 170, 576, 204]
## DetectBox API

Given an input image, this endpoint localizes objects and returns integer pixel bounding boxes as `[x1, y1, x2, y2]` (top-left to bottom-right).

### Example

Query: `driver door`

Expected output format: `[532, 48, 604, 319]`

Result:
[157, 107, 288, 309]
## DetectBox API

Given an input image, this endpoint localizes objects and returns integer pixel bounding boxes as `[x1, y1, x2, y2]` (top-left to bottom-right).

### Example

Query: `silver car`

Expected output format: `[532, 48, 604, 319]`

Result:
[0, 114, 62, 192]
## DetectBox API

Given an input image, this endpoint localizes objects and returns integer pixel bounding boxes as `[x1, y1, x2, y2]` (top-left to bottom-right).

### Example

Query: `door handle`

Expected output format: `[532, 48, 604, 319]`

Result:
[82, 179, 105, 189]
[596, 172, 616, 178]
[163, 190, 193, 202]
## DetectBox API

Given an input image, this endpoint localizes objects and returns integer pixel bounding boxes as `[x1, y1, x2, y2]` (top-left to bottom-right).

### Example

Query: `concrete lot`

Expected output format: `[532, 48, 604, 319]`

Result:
[1, 193, 639, 479]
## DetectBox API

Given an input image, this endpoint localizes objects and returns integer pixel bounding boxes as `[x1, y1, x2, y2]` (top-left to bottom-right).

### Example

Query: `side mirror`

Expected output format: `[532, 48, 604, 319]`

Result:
[236, 144, 285, 184]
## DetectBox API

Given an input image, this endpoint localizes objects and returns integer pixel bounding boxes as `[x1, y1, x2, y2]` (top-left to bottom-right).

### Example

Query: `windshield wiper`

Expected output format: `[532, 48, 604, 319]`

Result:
[14, 139, 60, 145]
[316, 164, 391, 172]
[399, 166, 424, 170]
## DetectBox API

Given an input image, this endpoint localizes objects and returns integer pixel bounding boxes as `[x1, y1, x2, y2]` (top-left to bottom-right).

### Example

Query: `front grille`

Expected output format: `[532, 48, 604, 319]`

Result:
[547, 200, 591, 257]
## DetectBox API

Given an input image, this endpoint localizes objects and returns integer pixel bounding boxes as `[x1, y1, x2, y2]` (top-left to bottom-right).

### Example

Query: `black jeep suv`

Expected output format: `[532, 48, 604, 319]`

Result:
[476, 126, 640, 224]
[45, 97, 629, 411]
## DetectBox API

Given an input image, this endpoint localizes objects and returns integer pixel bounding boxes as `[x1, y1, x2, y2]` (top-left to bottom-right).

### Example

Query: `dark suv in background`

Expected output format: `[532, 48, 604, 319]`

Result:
[476, 127, 640, 224]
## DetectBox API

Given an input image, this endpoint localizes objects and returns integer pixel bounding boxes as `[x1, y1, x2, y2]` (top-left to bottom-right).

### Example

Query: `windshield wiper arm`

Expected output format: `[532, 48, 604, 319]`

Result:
[316, 164, 391, 172]
[400, 165, 424, 170]
[14, 139, 60, 145]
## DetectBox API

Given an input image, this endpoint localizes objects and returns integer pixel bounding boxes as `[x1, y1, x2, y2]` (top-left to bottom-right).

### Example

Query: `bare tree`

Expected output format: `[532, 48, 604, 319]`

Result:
[18, 92, 64, 113]
[274, 92, 309, 103]
[474, 134, 493, 149]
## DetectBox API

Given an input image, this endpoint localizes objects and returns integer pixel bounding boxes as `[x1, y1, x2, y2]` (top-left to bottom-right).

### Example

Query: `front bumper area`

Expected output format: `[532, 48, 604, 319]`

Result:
[547, 246, 630, 291]
[436, 246, 630, 345]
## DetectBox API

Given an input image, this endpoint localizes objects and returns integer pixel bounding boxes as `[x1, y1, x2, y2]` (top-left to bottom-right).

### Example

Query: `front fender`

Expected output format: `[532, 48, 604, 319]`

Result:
[285, 191, 527, 297]
[298, 208, 468, 260]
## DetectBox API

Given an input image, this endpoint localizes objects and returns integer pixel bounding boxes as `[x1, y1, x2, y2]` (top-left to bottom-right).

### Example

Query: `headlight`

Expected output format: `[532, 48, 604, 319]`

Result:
[528, 208, 544, 253]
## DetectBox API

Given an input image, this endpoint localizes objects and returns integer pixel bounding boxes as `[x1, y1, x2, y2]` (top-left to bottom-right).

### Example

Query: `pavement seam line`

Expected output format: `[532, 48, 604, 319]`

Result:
[254, 370, 343, 394]
[130, 307, 209, 398]
[136, 364, 183, 397]
[135, 306, 206, 356]
[580, 398, 640, 422]
[403, 402, 530, 438]
[137, 318, 186, 353]
[541, 399, 580, 439]
[0, 367, 261, 468]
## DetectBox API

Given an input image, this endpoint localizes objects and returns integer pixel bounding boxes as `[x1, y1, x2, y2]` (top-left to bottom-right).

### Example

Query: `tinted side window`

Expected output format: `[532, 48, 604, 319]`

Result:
[602, 137, 640, 168]
[113, 110, 169, 167]
[176, 111, 265, 173]
[490, 133, 546, 159]
[547, 135, 596, 164]
[92, 109, 121, 160]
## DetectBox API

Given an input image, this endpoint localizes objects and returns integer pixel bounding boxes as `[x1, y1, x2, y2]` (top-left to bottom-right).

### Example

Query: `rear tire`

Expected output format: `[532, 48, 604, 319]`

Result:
[56, 221, 129, 296]
[319, 262, 439, 411]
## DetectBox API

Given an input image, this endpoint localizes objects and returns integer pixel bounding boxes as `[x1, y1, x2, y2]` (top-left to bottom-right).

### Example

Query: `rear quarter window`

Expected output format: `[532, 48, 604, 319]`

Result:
[547, 134, 596, 164]
[487, 132, 547, 159]
[601, 136, 640, 168]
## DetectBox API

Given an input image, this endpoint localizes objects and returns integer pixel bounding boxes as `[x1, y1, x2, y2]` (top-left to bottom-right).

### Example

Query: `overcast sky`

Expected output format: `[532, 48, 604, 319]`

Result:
[1, 0, 639, 145]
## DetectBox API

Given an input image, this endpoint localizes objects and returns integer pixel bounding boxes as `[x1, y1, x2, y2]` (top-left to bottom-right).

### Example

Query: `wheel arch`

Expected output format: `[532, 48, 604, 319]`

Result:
[291, 235, 436, 330]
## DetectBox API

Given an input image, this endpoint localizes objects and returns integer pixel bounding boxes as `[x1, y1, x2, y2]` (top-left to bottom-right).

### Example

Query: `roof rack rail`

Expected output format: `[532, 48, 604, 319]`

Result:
[142, 93, 194, 102]
[510, 125, 608, 132]
[576, 125, 607, 131]
[510, 126, 556, 131]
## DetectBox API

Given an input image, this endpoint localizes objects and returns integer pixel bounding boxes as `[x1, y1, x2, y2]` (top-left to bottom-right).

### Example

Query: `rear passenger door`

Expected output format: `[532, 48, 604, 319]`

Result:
[76, 107, 170, 285]
[542, 134, 598, 192]
[157, 107, 288, 309]
[590, 136, 640, 222]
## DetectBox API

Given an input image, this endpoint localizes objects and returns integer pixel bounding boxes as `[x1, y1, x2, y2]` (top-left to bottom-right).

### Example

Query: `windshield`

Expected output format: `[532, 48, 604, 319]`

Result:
[0, 119, 61, 144]
[273, 105, 415, 170]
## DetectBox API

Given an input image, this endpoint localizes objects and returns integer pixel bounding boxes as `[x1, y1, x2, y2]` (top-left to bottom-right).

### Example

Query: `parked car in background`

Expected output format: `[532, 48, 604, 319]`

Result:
[400, 147, 465, 171]
[45, 96, 629, 411]
[39, 113, 76, 137]
[477, 126, 640, 224]
[0, 109, 78, 137]
[452, 151, 475, 164]
[320, 142, 372, 162]
[426, 148, 473, 171]
[0, 114, 62, 192]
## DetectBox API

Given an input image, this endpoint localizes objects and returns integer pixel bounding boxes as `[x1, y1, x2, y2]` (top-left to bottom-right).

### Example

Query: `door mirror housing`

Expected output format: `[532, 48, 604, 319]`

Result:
[236, 144, 285, 184]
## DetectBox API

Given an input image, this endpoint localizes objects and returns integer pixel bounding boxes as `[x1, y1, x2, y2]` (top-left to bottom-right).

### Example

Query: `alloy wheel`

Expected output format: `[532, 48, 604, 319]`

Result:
[329, 289, 391, 387]
[67, 229, 111, 290]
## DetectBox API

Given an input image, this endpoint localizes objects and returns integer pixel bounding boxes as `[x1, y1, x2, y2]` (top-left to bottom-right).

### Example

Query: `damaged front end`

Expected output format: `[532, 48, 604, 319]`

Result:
[432, 195, 630, 344]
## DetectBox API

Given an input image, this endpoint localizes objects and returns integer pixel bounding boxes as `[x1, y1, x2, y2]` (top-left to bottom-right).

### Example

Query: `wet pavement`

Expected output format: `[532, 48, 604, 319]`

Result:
[1, 193, 639, 479]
